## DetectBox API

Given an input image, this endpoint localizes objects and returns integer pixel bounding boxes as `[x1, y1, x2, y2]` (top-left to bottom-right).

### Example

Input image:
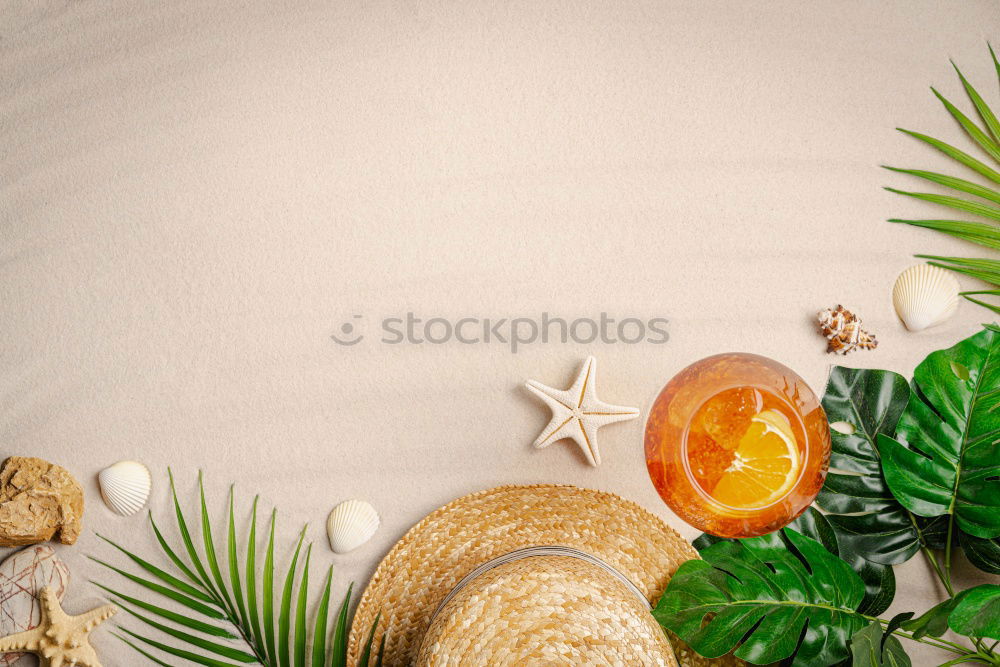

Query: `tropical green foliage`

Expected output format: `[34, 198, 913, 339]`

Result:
[901, 597, 959, 641]
[948, 586, 1000, 641]
[960, 532, 1000, 574]
[886, 46, 1000, 316]
[92, 472, 382, 666]
[850, 619, 912, 667]
[815, 367, 911, 536]
[904, 584, 1000, 643]
[691, 506, 838, 554]
[656, 528, 868, 666]
[693, 506, 896, 616]
[813, 367, 913, 615]
[659, 327, 1000, 666]
[878, 327, 1000, 540]
[813, 329, 1000, 613]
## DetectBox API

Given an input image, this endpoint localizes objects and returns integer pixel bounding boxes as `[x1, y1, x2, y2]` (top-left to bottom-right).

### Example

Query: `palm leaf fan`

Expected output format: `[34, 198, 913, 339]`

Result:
[91, 471, 384, 666]
[885, 45, 1000, 316]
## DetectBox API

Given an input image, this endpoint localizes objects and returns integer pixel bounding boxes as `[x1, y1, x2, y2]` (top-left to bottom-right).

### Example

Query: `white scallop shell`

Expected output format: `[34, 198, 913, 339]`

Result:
[892, 264, 960, 331]
[98, 461, 152, 516]
[327, 500, 379, 554]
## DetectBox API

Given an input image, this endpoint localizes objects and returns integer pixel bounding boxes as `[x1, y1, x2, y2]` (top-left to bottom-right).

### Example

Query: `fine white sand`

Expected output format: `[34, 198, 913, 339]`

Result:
[3, 2, 997, 664]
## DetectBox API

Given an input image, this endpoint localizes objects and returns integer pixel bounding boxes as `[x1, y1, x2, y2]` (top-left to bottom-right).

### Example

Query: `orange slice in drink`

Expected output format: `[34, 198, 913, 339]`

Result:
[709, 409, 801, 509]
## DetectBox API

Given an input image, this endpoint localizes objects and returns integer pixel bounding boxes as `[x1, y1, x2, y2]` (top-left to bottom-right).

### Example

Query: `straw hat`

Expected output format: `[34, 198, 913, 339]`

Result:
[417, 549, 675, 665]
[348, 484, 741, 666]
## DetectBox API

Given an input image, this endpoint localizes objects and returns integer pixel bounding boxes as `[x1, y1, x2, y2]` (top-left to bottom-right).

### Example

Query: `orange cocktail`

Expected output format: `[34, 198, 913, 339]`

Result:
[645, 353, 830, 538]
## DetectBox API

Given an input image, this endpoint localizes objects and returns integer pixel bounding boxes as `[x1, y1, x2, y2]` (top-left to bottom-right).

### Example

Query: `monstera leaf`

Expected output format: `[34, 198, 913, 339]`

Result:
[817, 366, 911, 516]
[878, 327, 1000, 540]
[959, 532, 1000, 574]
[816, 367, 923, 564]
[901, 597, 961, 640]
[693, 507, 895, 616]
[654, 529, 867, 666]
[810, 367, 918, 615]
[903, 585, 1000, 642]
[850, 619, 912, 667]
[692, 507, 838, 553]
[827, 524, 897, 617]
[948, 585, 1000, 640]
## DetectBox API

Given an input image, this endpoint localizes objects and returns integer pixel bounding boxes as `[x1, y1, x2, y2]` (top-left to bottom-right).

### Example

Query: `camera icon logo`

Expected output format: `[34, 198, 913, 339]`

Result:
[330, 315, 364, 346]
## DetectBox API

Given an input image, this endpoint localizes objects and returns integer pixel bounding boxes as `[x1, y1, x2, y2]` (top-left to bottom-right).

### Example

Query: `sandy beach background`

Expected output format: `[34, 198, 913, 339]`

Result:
[3, 1, 999, 664]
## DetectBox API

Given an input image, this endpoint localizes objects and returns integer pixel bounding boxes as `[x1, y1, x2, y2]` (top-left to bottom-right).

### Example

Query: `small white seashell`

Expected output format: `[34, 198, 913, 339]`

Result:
[830, 421, 856, 435]
[892, 264, 960, 332]
[98, 461, 152, 516]
[327, 500, 379, 554]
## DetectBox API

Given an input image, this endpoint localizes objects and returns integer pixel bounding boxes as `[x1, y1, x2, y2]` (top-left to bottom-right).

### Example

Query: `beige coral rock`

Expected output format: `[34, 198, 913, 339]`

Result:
[0, 457, 85, 547]
[0, 587, 116, 667]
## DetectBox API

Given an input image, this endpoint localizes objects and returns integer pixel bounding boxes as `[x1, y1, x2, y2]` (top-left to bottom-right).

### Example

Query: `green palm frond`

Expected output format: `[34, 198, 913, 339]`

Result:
[963, 290, 1000, 315]
[92, 471, 383, 666]
[888, 219, 1000, 251]
[884, 186, 1000, 221]
[895, 128, 1000, 183]
[883, 166, 1000, 205]
[886, 45, 1000, 318]
[917, 254, 1000, 282]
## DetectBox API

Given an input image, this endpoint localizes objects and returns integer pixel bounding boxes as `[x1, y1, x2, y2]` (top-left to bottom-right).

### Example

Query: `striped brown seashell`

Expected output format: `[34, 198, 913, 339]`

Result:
[817, 305, 877, 355]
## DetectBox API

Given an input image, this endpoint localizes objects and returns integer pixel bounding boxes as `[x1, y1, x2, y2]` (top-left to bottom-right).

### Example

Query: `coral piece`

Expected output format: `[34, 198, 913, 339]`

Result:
[525, 356, 639, 467]
[0, 458, 84, 547]
[817, 305, 877, 355]
[327, 500, 380, 554]
[892, 264, 960, 331]
[0, 587, 116, 667]
[98, 461, 151, 516]
[0, 546, 70, 667]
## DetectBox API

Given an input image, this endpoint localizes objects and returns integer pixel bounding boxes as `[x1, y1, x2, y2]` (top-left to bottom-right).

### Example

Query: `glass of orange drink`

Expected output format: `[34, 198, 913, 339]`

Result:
[644, 353, 830, 538]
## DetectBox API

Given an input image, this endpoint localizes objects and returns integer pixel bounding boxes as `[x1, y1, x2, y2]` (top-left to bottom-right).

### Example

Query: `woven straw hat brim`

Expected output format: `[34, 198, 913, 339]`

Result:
[417, 554, 677, 665]
[348, 484, 741, 666]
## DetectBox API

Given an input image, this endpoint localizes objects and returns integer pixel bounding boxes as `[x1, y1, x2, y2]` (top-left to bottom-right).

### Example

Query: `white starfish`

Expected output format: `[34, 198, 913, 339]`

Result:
[0, 587, 117, 667]
[525, 356, 639, 466]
